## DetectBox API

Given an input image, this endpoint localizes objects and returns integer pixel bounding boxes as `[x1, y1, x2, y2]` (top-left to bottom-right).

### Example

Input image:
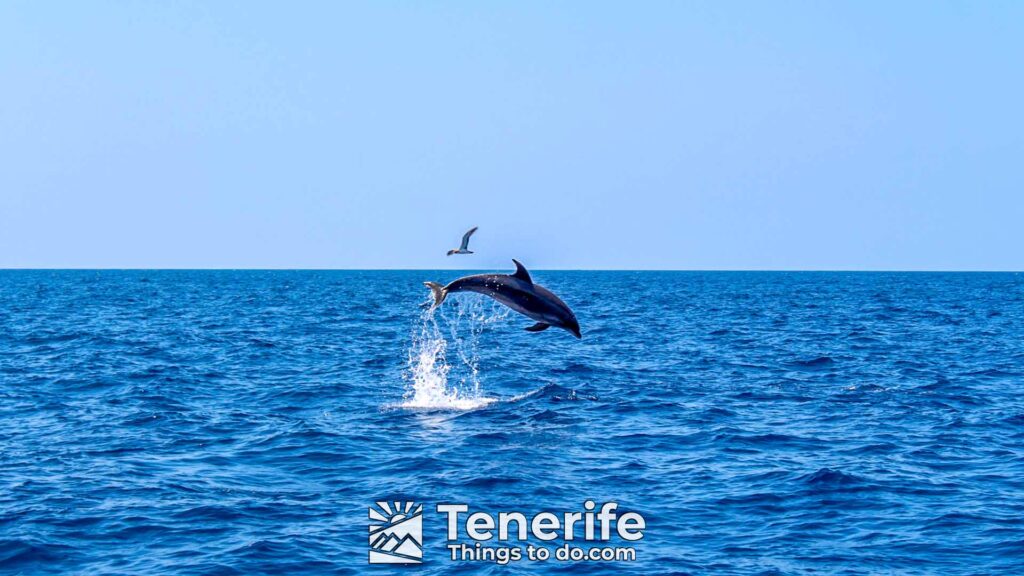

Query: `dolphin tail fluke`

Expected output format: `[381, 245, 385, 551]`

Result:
[424, 281, 447, 308]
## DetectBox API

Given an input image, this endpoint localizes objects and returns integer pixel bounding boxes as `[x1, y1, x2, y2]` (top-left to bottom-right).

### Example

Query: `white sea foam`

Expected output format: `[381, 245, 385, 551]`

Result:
[397, 294, 509, 411]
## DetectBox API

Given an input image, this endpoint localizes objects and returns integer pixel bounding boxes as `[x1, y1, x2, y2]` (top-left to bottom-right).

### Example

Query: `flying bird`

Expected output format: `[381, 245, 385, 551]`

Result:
[446, 226, 478, 256]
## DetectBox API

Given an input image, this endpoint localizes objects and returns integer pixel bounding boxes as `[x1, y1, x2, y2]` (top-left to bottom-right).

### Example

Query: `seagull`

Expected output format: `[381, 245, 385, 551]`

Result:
[447, 226, 478, 256]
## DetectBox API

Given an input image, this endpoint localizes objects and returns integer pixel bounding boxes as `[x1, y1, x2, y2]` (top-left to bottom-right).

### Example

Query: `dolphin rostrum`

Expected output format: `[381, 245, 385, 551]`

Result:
[424, 259, 581, 338]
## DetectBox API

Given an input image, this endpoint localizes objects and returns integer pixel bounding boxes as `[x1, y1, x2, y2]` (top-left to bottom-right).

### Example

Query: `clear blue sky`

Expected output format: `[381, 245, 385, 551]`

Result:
[1, 1, 1021, 270]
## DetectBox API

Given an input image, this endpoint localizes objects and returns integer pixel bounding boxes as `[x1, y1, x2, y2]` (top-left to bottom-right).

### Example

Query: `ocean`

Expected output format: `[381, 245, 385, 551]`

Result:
[1, 270, 1022, 574]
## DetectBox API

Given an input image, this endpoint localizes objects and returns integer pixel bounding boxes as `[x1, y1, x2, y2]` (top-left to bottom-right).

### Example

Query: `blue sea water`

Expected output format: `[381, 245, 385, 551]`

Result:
[1, 270, 1023, 575]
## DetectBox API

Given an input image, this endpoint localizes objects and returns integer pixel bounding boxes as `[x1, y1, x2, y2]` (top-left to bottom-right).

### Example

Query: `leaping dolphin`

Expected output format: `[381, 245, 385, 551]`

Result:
[424, 259, 581, 338]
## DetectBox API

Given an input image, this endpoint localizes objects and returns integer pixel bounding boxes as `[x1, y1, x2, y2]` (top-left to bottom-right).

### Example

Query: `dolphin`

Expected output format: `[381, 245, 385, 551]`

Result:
[447, 226, 478, 256]
[424, 259, 581, 338]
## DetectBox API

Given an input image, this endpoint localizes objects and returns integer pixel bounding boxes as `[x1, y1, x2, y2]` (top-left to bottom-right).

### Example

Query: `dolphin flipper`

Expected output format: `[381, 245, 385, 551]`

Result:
[525, 322, 550, 332]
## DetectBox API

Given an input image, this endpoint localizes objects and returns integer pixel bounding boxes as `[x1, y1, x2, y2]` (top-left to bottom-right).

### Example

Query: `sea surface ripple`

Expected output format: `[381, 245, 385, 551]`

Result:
[1, 271, 1023, 574]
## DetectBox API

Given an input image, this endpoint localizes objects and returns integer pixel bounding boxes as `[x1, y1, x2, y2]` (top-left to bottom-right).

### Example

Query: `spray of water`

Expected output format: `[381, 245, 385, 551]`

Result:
[399, 294, 510, 410]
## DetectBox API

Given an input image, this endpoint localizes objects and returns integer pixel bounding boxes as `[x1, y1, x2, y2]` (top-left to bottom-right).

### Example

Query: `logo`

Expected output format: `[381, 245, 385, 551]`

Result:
[368, 501, 423, 564]
[368, 500, 645, 565]
[438, 501, 643, 564]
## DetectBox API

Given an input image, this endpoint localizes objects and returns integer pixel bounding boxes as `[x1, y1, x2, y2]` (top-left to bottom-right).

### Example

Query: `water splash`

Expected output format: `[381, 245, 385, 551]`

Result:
[398, 294, 510, 410]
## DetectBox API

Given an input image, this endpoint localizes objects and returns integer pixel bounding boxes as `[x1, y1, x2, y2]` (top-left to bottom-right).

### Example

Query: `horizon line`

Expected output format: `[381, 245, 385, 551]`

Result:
[0, 267, 1020, 273]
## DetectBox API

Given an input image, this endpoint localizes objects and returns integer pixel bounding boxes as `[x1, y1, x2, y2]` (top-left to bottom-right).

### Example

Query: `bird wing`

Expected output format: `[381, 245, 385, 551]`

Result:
[459, 226, 478, 250]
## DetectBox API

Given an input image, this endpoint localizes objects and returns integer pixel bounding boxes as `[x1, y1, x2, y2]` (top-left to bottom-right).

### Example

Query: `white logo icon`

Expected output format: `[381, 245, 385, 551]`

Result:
[369, 501, 423, 564]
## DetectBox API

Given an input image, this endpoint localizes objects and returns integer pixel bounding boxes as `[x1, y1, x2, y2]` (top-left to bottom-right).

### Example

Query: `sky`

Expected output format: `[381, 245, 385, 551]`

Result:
[1, 1, 1021, 270]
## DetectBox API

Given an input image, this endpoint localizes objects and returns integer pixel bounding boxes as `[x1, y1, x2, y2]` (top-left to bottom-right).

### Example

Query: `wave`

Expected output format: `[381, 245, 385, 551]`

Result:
[789, 356, 835, 369]
[800, 467, 865, 486]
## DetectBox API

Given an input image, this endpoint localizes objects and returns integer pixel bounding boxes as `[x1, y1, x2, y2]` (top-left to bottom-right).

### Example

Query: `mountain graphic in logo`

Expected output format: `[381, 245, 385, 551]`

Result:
[368, 501, 423, 564]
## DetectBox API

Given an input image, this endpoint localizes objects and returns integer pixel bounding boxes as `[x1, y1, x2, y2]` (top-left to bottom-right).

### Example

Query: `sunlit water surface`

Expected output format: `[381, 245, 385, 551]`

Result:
[1, 271, 1022, 574]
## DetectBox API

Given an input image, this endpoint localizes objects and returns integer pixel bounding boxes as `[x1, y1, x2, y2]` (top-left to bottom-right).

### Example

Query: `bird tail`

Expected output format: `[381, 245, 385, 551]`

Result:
[423, 282, 447, 308]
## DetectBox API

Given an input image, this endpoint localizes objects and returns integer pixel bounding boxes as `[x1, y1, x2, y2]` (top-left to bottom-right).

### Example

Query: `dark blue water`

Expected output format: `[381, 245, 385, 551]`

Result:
[2, 271, 1023, 574]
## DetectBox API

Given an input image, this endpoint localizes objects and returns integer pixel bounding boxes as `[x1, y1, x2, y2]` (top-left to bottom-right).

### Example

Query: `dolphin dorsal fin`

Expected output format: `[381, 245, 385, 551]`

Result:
[511, 259, 532, 284]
